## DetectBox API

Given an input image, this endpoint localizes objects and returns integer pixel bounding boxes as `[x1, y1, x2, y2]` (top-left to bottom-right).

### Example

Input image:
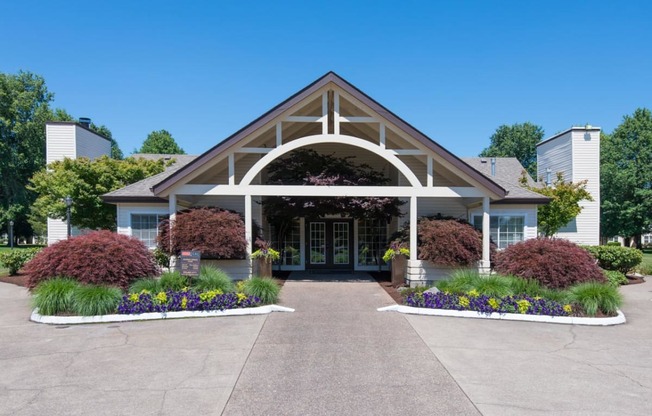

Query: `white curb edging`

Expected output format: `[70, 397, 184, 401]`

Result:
[31, 305, 295, 325]
[377, 304, 626, 326]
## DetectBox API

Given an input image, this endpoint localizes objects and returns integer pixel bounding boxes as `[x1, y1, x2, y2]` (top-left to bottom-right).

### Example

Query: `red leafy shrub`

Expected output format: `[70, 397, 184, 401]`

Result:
[158, 207, 248, 259]
[418, 217, 496, 266]
[24, 230, 158, 289]
[494, 238, 606, 289]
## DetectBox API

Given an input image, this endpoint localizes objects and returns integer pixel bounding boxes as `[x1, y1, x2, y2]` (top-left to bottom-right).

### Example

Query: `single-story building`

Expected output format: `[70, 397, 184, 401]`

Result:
[99, 72, 554, 285]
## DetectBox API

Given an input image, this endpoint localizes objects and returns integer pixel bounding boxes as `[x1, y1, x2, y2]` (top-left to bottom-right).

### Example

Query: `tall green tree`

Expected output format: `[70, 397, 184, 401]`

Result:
[0, 71, 54, 242]
[520, 173, 593, 237]
[601, 108, 652, 246]
[29, 156, 168, 230]
[479, 122, 544, 178]
[138, 129, 185, 154]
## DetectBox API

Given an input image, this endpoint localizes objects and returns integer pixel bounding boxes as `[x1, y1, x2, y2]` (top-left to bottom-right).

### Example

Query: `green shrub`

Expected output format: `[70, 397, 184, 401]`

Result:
[32, 278, 79, 315]
[192, 266, 234, 292]
[0, 247, 41, 275]
[158, 271, 188, 291]
[152, 248, 171, 269]
[583, 245, 643, 274]
[603, 270, 628, 287]
[568, 282, 623, 316]
[72, 285, 122, 316]
[129, 278, 162, 294]
[243, 277, 280, 304]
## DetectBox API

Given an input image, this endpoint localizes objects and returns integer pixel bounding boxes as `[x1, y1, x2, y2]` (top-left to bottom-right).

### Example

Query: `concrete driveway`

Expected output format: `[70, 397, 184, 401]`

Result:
[1, 276, 651, 415]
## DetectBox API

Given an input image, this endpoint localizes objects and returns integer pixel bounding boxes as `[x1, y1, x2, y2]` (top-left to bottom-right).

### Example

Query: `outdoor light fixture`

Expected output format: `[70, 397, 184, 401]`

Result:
[546, 168, 552, 186]
[64, 196, 73, 238]
[8, 220, 14, 248]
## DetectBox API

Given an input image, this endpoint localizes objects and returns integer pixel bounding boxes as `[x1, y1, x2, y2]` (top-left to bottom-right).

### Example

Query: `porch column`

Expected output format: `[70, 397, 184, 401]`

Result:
[244, 194, 253, 277]
[409, 195, 417, 261]
[481, 196, 491, 273]
[168, 193, 177, 269]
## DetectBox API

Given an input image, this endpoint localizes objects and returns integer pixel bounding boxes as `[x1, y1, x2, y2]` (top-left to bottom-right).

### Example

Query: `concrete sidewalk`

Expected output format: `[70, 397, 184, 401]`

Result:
[407, 280, 652, 415]
[222, 274, 480, 416]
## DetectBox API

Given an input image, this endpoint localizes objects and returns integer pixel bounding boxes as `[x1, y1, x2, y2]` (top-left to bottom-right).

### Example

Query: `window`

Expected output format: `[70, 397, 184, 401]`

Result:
[473, 215, 525, 249]
[358, 219, 387, 266]
[643, 234, 652, 245]
[268, 219, 301, 266]
[131, 214, 168, 248]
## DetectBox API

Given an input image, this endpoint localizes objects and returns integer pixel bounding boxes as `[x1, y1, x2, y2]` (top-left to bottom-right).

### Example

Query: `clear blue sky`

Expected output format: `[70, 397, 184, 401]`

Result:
[2, 0, 651, 157]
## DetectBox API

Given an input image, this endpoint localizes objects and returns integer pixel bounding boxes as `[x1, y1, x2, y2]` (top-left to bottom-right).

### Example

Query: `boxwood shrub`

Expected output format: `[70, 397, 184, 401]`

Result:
[583, 245, 642, 274]
[494, 238, 606, 289]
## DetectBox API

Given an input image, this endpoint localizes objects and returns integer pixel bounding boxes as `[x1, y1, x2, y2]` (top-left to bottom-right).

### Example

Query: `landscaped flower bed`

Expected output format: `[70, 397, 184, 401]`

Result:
[118, 289, 260, 314]
[405, 291, 570, 317]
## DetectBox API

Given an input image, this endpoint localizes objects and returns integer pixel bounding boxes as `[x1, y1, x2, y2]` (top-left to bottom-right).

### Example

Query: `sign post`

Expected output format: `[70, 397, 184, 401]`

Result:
[179, 250, 201, 277]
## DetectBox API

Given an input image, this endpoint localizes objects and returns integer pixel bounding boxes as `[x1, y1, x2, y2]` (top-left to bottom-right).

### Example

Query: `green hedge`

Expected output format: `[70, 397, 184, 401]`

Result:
[583, 245, 643, 274]
[0, 248, 41, 275]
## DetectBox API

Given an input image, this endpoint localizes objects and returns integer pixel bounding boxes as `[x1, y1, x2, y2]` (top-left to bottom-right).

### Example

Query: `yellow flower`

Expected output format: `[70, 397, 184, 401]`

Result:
[563, 304, 573, 314]
[467, 289, 480, 298]
[534, 296, 542, 300]
[199, 289, 223, 302]
[488, 298, 500, 309]
[458, 296, 470, 308]
[517, 299, 531, 314]
[140, 289, 150, 295]
[155, 292, 168, 304]
[129, 293, 139, 302]
[236, 281, 246, 292]
[236, 293, 247, 303]
[181, 296, 188, 309]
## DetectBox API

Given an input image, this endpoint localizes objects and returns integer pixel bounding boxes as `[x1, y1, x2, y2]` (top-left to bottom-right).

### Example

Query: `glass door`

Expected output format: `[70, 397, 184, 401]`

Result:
[306, 220, 353, 269]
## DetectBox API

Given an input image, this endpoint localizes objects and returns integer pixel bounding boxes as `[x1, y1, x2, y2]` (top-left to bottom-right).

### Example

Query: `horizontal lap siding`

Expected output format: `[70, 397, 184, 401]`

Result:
[75, 127, 111, 160]
[468, 204, 538, 240]
[537, 133, 572, 182]
[46, 124, 76, 163]
[417, 198, 467, 219]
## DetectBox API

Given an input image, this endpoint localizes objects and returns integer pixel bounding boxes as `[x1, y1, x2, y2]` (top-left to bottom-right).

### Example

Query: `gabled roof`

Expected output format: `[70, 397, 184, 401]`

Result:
[102, 154, 197, 203]
[463, 157, 550, 204]
[151, 71, 507, 198]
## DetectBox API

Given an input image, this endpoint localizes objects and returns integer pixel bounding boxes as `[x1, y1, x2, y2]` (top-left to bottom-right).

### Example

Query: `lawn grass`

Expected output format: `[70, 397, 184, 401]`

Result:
[640, 249, 652, 275]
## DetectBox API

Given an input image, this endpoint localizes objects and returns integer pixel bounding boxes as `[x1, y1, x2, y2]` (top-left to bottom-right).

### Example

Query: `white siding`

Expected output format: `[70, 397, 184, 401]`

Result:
[537, 132, 572, 182]
[555, 129, 600, 245]
[75, 126, 111, 160]
[47, 218, 68, 246]
[417, 198, 467, 219]
[46, 124, 76, 163]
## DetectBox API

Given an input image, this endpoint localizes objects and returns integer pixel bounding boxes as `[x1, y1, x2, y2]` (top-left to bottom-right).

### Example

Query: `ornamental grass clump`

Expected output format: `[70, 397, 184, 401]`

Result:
[494, 238, 606, 289]
[71, 285, 122, 316]
[32, 278, 79, 315]
[129, 278, 162, 294]
[158, 271, 188, 291]
[24, 230, 158, 289]
[243, 277, 281, 304]
[192, 266, 234, 292]
[568, 282, 623, 316]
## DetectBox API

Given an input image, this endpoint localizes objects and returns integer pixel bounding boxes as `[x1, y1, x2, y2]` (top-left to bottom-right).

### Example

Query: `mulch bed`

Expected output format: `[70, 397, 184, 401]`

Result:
[626, 274, 646, 285]
[0, 272, 29, 288]
[369, 271, 404, 304]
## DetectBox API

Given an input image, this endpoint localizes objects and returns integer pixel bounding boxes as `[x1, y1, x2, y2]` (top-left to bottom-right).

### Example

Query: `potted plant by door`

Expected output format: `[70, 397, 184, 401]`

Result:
[251, 240, 280, 278]
[383, 243, 410, 286]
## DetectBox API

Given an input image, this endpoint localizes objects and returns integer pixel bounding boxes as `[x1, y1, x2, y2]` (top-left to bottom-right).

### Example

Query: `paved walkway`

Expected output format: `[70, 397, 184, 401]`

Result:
[222, 273, 480, 415]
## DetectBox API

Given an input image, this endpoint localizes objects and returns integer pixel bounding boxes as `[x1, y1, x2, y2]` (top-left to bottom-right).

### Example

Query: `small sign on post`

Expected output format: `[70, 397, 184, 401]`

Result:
[180, 250, 201, 277]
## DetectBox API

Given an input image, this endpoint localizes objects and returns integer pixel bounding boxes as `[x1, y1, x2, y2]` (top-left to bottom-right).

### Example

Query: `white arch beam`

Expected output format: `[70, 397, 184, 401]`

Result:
[239, 134, 422, 188]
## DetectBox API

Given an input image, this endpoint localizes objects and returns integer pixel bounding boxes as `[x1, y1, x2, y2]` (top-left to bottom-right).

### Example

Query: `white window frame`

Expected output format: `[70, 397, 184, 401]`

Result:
[472, 214, 526, 249]
[130, 213, 168, 249]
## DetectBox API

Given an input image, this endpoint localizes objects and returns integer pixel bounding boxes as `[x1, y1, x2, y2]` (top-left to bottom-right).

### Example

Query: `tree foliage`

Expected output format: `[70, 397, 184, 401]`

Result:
[0, 71, 53, 240]
[29, 155, 168, 230]
[520, 172, 593, 237]
[138, 129, 185, 154]
[601, 108, 652, 245]
[479, 122, 544, 178]
[262, 149, 405, 246]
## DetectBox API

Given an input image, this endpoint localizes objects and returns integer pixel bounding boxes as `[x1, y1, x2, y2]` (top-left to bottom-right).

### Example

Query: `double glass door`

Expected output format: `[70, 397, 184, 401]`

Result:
[306, 220, 353, 269]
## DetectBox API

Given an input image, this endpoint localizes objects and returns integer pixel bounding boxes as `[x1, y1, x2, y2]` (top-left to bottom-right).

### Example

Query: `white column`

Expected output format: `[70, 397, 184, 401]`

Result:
[427, 157, 433, 187]
[276, 122, 282, 147]
[168, 193, 177, 269]
[481, 196, 491, 273]
[321, 92, 328, 134]
[379, 123, 386, 149]
[228, 154, 235, 185]
[245, 194, 253, 278]
[333, 91, 340, 135]
[409, 195, 417, 260]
